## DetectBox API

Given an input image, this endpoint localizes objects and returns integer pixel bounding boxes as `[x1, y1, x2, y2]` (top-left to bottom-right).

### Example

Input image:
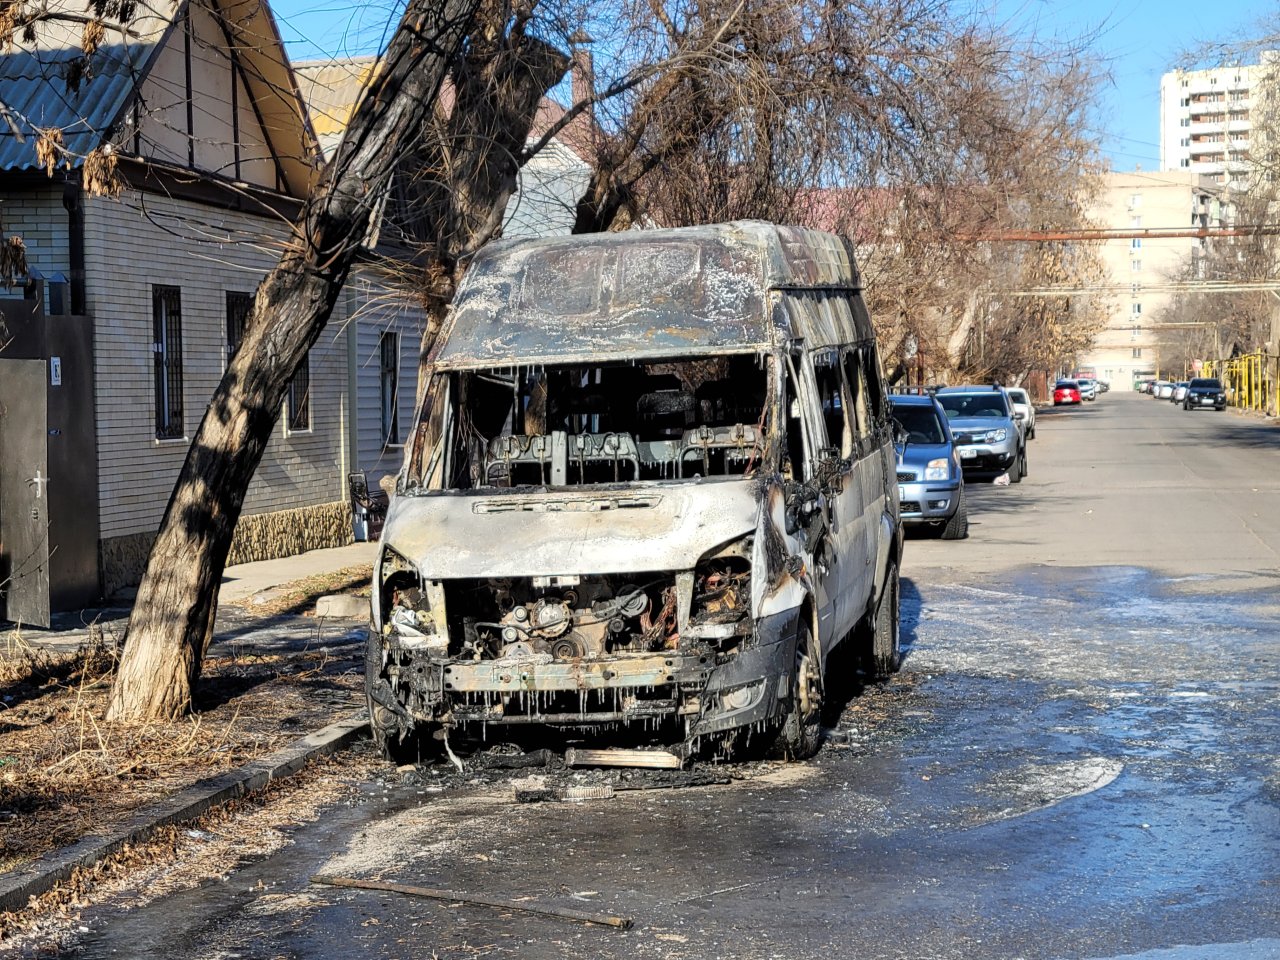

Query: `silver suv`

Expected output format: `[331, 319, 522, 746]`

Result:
[934, 386, 1027, 483]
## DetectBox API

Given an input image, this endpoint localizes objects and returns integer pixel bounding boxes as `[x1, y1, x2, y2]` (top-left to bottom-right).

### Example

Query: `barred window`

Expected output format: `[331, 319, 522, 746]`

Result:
[152, 285, 184, 439]
[225, 291, 252, 361]
[287, 353, 311, 431]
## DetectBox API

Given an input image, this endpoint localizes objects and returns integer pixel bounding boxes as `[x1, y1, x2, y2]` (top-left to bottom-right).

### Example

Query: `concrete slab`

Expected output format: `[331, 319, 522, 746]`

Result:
[314, 594, 371, 620]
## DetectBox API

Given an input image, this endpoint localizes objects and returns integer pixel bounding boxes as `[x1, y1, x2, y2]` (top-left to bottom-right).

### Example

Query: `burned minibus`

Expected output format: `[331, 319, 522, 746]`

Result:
[367, 221, 902, 764]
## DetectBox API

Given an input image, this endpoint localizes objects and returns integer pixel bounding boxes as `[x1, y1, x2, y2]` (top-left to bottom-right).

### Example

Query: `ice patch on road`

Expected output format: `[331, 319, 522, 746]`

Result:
[1061, 939, 1280, 960]
[974, 757, 1124, 826]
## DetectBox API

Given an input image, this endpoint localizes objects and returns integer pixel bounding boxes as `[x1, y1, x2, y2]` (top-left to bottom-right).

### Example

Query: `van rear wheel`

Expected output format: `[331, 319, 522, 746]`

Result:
[870, 565, 901, 679]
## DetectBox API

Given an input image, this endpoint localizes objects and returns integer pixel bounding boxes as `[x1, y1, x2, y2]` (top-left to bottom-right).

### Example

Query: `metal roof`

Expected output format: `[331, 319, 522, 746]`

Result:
[0, 0, 171, 172]
[292, 57, 378, 161]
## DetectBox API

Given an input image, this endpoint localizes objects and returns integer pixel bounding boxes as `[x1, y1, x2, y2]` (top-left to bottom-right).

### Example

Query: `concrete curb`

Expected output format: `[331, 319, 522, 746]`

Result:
[0, 713, 369, 914]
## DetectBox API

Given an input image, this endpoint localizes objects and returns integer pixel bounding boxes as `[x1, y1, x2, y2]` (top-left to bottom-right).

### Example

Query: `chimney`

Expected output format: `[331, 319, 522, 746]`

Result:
[570, 30, 594, 124]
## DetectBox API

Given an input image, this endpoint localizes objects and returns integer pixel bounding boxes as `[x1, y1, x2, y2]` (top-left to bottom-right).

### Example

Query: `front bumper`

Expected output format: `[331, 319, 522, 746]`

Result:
[954, 441, 1017, 474]
[1187, 394, 1226, 409]
[372, 609, 800, 740]
[897, 478, 961, 523]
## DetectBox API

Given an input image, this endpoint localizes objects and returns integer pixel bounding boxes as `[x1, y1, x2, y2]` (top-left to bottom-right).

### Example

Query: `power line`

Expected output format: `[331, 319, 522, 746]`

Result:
[958, 225, 1280, 241]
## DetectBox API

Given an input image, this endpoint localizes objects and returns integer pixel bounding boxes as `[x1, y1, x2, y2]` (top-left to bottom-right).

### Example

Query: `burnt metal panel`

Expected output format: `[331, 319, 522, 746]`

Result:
[435, 221, 867, 369]
[0, 359, 51, 626]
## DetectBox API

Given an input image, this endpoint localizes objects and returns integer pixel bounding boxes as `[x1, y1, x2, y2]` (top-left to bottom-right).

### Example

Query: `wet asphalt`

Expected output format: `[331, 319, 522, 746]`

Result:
[63, 393, 1280, 960]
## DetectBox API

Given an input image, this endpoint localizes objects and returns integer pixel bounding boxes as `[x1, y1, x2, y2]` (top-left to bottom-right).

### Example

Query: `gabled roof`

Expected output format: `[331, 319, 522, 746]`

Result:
[0, 0, 171, 171]
[0, 0, 317, 196]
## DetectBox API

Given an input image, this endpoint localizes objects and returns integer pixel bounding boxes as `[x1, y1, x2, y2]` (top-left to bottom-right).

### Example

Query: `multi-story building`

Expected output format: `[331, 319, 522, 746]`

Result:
[1079, 171, 1230, 386]
[1160, 56, 1277, 184]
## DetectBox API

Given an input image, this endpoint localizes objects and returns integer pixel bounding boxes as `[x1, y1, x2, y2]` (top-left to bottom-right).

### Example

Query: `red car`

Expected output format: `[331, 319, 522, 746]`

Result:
[1053, 380, 1082, 405]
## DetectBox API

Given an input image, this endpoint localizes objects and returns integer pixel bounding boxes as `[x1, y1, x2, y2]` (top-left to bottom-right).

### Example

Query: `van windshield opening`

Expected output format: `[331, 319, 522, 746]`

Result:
[423, 355, 772, 489]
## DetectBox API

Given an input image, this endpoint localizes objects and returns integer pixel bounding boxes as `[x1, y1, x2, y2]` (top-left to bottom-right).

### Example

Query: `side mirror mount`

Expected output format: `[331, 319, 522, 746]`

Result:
[1013, 411, 1026, 421]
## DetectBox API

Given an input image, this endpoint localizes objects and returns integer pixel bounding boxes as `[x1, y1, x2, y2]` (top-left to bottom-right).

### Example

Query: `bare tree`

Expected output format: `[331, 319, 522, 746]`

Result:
[106, 0, 482, 719]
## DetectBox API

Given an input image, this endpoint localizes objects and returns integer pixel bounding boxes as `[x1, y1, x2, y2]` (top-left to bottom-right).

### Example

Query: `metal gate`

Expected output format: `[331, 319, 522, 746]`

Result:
[0, 359, 51, 626]
[0, 299, 99, 626]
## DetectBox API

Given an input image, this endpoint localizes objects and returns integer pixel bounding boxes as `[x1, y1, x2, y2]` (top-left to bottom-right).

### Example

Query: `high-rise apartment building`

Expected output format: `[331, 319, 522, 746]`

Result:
[1078, 171, 1230, 386]
[1160, 57, 1276, 183]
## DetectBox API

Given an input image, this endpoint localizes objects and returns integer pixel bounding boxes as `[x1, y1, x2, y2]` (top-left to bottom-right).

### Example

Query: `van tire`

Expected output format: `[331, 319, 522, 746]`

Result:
[366, 632, 430, 765]
[870, 565, 901, 679]
[771, 617, 823, 760]
[939, 491, 969, 540]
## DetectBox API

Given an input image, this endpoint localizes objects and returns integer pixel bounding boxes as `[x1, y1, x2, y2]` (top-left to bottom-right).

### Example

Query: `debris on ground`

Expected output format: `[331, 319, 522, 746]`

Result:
[311, 874, 634, 929]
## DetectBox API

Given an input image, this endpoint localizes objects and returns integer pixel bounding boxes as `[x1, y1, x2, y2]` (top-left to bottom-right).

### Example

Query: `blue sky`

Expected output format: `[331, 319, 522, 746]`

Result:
[270, 0, 1269, 173]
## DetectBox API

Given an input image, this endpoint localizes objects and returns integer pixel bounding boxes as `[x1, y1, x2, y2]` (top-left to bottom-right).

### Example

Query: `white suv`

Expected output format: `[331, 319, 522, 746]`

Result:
[1005, 387, 1036, 440]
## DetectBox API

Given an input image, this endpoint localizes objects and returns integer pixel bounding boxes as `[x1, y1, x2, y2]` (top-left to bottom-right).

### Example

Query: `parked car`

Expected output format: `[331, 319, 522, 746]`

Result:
[1054, 380, 1082, 405]
[366, 222, 903, 765]
[1005, 387, 1037, 439]
[1171, 381, 1190, 403]
[1076, 378, 1098, 401]
[1183, 377, 1227, 411]
[935, 386, 1027, 482]
[1097, 379, 1111, 393]
[890, 395, 967, 539]
[1154, 380, 1175, 399]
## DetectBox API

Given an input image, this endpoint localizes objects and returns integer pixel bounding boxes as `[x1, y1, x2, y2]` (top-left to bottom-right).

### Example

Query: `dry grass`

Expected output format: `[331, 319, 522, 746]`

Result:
[0, 629, 363, 874]
[0, 747, 382, 949]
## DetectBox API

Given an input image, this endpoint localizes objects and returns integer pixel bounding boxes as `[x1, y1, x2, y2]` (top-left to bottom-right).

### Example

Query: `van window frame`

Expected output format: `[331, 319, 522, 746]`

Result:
[809, 346, 854, 458]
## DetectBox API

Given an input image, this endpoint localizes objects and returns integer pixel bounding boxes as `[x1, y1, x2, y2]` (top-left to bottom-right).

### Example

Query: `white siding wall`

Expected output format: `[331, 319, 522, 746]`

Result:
[503, 141, 592, 239]
[349, 272, 423, 488]
[83, 189, 349, 540]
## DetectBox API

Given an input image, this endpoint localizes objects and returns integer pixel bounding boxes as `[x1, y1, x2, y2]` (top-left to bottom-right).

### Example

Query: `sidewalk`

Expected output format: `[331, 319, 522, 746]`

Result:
[6, 541, 378, 649]
[219, 541, 378, 604]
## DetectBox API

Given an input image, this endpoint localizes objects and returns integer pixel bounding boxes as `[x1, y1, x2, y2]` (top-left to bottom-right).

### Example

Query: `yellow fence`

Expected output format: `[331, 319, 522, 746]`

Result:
[1201, 352, 1280, 415]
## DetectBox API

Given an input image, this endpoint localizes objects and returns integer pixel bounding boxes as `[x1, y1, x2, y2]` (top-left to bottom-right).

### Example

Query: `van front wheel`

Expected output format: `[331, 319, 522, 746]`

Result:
[771, 617, 823, 760]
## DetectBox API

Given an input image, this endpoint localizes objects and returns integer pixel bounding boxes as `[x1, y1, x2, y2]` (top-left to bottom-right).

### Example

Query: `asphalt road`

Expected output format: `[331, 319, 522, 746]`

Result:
[64, 392, 1280, 960]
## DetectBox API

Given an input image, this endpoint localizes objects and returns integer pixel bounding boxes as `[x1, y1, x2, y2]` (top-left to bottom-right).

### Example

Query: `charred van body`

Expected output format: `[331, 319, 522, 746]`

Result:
[367, 222, 903, 763]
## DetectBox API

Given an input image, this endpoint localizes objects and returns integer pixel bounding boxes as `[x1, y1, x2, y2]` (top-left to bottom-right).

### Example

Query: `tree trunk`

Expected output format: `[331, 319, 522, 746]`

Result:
[412, 30, 569, 398]
[107, 0, 482, 721]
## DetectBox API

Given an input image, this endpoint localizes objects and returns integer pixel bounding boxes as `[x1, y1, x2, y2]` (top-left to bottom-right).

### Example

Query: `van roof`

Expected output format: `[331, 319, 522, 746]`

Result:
[433, 221, 867, 369]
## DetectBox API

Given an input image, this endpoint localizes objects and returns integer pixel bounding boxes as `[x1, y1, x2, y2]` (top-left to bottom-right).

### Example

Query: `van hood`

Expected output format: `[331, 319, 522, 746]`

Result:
[381, 482, 760, 579]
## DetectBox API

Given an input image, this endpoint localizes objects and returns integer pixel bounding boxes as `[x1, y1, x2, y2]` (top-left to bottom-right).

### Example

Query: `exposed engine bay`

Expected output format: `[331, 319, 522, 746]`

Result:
[371, 547, 763, 744]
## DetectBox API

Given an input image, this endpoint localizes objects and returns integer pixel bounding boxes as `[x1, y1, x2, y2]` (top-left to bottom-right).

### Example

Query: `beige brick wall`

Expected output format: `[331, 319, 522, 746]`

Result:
[82, 189, 352, 543]
[0, 187, 70, 299]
